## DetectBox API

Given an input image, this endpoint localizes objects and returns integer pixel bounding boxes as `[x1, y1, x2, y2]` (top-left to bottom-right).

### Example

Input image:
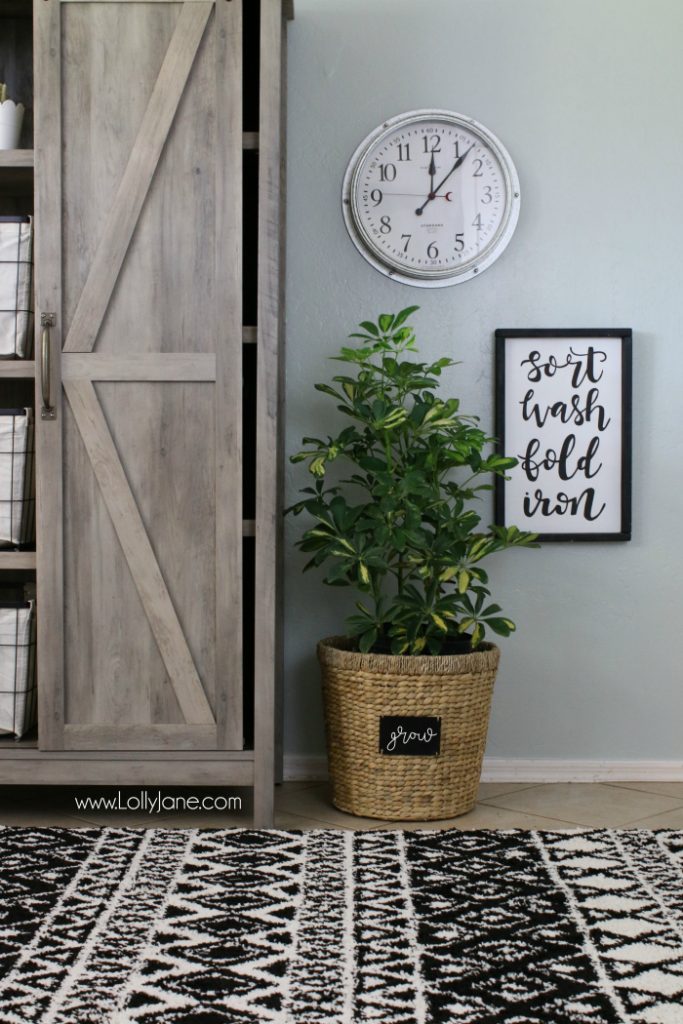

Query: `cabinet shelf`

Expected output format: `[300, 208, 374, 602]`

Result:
[0, 150, 33, 169]
[0, 551, 36, 570]
[0, 734, 37, 750]
[0, 360, 35, 378]
[0, 152, 34, 197]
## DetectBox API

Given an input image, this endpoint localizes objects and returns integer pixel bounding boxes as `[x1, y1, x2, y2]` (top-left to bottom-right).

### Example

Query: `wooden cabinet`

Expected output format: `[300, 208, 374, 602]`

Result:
[0, 0, 291, 827]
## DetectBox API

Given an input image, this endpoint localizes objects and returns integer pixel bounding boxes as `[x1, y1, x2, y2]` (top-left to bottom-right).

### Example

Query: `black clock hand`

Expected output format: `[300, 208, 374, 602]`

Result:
[428, 143, 476, 203]
[416, 143, 476, 215]
[428, 153, 436, 196]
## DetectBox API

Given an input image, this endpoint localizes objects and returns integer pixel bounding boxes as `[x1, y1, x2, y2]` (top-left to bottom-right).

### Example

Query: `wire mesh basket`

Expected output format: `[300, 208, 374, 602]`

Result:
[0, 216, 33, 359]
[0, 599, 37, 739]
[0, 407, 35, 548]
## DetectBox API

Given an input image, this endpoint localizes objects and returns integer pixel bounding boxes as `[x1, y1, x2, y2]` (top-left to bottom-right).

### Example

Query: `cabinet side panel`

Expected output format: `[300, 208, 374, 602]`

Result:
[34, 0, 65, 750]
[253, 0, 286, 824]
[214, 0, 244, 749]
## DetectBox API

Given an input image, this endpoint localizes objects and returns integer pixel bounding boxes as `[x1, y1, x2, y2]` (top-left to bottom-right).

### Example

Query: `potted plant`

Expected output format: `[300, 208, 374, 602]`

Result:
[288, 308, 537, 820]
[0, 84, 25, 150]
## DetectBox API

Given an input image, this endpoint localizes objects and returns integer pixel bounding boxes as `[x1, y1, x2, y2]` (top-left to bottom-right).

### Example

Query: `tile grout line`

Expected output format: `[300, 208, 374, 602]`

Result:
[478, 783, 548, 797]
[603, 781, 683, 801]
[472, 796, 629, 828]
[619, 807, 683, 828]
[275, 812, 358, 830]
[477, 784, 683, 828]
[456, 810, 584, 830]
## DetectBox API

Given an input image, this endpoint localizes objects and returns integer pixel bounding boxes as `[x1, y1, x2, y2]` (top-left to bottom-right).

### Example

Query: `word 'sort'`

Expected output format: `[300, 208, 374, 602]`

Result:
[521, 346, 607, 388]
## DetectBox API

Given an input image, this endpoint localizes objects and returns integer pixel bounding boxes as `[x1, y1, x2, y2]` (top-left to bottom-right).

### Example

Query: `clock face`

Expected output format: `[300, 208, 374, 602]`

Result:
[342, 109, 521, 287]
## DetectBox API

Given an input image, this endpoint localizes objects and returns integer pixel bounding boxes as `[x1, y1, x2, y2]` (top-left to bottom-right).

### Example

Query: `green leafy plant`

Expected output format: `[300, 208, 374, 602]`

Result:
[287, 308, 538, 655]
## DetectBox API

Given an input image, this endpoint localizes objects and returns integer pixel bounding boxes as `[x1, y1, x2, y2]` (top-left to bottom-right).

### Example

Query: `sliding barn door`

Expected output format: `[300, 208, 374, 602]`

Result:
[34, 0, 243, 751]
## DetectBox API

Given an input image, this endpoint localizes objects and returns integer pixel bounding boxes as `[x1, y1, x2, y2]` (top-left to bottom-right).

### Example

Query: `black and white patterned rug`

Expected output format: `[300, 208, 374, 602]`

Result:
[1, 827, 683, 1023]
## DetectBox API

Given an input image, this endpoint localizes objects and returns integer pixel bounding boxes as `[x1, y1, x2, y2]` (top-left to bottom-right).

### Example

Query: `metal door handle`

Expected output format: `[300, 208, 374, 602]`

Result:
[41, 313, 56, 420]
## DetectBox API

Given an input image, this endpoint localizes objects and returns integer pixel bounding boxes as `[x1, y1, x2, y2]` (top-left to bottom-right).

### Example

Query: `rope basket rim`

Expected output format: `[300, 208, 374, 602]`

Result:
[317, 634, 500, 677]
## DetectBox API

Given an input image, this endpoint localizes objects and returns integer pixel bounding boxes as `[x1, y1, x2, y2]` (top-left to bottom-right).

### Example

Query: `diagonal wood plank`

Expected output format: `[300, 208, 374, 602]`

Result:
[64, 379, 215, 725]
[63, 2, 213, 353]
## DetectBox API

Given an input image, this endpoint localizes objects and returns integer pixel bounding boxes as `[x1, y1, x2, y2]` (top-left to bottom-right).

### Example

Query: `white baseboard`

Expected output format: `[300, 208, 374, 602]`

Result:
[480, 759, 683, 783]
[283, 755, 683, 784]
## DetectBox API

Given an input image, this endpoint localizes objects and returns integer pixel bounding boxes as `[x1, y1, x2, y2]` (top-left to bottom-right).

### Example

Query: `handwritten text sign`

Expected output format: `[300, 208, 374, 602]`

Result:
[379, 716, 441, 756]
[495, 330, 632, 541]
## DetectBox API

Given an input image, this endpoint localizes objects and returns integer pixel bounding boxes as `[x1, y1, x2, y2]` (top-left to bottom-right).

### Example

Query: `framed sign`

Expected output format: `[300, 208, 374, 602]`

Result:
[379, 716, 441, 756]
[495, 329, 632, 542]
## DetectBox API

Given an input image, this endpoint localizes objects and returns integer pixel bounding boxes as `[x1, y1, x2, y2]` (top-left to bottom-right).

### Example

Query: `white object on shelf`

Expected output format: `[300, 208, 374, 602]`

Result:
[0, 600, 36, 739]
[0, 408, 34, 546]
[0, 216, 33, 358]
[0, 99, 24, 150]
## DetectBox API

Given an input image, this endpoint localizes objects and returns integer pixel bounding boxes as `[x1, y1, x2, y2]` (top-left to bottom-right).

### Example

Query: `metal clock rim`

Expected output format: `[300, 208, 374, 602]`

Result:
[341, 108, 521, 288]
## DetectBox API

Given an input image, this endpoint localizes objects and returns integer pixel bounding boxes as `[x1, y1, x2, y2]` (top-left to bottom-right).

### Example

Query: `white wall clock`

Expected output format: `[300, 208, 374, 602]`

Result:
[342, 109, 521, 288]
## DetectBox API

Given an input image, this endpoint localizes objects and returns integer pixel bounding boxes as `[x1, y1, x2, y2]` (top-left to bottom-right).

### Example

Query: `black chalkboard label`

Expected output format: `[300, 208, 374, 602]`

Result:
[379, 716, 441, 756]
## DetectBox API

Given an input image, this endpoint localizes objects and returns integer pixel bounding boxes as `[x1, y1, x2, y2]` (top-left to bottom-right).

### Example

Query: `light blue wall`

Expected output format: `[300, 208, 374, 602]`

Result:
[283, 0, 683, 760]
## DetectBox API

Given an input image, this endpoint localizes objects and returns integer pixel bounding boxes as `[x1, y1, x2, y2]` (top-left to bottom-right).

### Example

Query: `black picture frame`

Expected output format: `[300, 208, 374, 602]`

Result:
[494, 329, 632, 542]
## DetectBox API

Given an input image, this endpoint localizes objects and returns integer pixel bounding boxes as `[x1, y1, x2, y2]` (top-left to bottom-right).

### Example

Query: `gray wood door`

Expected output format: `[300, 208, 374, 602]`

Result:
[34, 0, 243, 752]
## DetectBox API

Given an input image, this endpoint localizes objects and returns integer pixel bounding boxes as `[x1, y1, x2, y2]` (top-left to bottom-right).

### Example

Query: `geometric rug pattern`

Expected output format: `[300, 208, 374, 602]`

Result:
[1, 827, 683, 1023]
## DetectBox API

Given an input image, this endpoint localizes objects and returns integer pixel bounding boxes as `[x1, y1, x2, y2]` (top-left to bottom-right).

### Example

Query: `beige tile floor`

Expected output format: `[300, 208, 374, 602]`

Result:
[1, 780, 683, 830]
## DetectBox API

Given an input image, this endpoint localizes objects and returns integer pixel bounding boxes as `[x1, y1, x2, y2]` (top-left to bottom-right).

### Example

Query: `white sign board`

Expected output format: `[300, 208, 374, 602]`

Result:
[495, 330, 632, 541]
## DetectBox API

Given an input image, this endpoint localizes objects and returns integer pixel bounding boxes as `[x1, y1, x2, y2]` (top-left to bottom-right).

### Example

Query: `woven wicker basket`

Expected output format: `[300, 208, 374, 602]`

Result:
[318, 636, 500, 821]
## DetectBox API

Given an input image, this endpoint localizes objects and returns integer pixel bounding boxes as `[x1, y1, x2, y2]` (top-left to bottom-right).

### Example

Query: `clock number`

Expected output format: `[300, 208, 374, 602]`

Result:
[481, 185, 493, 205]
[380, 216, 392, 234]
[397, 143, 411, 161]
[423, 135, 441, 154]
[472, 214, 483, 231]
[370, 188, 383, 207]
[472, 158, 484, 177]
[453, 140, 460, 158]
[427, 242, 439, 259]
[454, 233, 465, 252]
[379, 163, 396, 182]
[401, 234, 411, 253]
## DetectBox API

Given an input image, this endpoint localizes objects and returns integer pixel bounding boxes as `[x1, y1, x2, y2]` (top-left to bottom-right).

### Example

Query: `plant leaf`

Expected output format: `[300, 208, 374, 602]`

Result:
[359, 629, 377, 653]
[392, 305, 420, 329]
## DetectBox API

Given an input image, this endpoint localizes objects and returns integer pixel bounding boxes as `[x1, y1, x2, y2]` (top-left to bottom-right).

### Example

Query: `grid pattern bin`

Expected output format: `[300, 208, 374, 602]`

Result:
[0, 600, 37, 739]
[0, 407, 35, 547]
[0, 216, 33, 359]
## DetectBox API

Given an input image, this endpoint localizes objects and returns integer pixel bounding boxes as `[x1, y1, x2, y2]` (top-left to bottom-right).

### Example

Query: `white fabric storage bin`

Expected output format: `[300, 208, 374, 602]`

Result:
[0, 216, 33, 359]
[0, 408, 35, 547]
[0, 600, 36, 739]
